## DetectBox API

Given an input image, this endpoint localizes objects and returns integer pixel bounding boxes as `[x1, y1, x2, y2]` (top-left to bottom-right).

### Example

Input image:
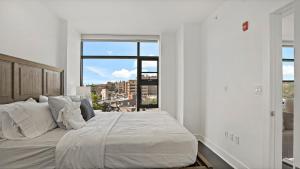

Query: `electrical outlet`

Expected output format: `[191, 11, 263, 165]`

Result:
[230, 134, 234, 141]
[235, 136, 239, 144]
[225, 131, 228, 137]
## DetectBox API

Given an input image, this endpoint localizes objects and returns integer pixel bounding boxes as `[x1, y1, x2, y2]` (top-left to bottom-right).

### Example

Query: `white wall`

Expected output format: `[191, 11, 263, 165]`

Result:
[294, 0, 300, 168]
[0, 0, 64, 67]
[282, 13, 294, 41]
[177, 26, 185, 124]
[177, 23, 203, 138]
[199, 1, 292, 168]
[160, 32, 178, 118]
[66, 24, 81, 95]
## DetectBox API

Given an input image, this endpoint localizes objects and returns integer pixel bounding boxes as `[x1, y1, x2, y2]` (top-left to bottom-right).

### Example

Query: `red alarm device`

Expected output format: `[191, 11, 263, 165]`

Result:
[243, 21, 249, 32]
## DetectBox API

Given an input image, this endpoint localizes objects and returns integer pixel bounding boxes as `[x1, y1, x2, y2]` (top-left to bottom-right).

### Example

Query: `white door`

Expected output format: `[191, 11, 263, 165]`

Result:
[294, 1, 300, 168]
[270, 2, 295, 169]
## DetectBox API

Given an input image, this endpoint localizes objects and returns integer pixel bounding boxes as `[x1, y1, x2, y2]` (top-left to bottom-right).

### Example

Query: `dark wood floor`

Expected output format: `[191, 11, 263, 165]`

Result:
[282, 163, 293, 169]
[198, 141, 233, 169]
[199, 141, 295, 169]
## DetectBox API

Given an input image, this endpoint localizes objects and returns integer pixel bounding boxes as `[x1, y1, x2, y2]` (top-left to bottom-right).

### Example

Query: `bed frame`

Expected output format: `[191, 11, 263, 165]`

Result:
[0, 53, 64, 104]
[0, 54, 212, 169]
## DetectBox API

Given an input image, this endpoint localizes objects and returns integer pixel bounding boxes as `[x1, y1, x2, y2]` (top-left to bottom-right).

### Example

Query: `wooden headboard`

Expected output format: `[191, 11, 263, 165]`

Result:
[0, 53, 64, 104]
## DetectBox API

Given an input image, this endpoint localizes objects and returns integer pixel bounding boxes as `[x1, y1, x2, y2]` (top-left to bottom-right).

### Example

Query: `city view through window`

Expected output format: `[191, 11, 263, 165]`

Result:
[282, 47, 294, 113]
[81, 41, 159, 112]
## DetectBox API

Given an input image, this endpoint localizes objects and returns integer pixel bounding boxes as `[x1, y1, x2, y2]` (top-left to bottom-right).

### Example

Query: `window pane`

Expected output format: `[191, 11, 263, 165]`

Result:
[283, 61, 294, 81]
[282, 82, 294, 113]
[82, 41, 137, 56]
[142, 60, 157, 72]
[283, 82, 294, 99]
[142, 73, 157, 80]
[141, 86, 157, 105]
[140, 42, 159, 56]
[83, 59, 137, 112]
[282, 47, 294, 59]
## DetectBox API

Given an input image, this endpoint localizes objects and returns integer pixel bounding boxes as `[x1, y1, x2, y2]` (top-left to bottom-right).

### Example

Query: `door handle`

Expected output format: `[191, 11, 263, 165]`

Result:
[271, 111, 275, 117]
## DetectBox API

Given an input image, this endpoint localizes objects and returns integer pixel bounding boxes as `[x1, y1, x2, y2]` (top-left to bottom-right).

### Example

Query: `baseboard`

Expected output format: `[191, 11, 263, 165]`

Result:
[198, 135, 249, 169]
[193, 134, 201, 140]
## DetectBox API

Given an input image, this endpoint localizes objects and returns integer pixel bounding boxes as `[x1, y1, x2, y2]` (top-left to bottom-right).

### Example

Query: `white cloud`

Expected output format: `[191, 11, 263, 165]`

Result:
[83, 79, 105, 85]
[112, 69, 136, 79]
[86, 66, 107, 77]
[133, 61, 156, 69]
[142, 61, 157, 68]
[283, 65, 294, 76]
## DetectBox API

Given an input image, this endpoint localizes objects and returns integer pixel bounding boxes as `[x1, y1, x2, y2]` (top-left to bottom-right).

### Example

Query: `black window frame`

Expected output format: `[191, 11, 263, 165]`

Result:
[80, 40, 159, 111]
[282, 45, 294, 83]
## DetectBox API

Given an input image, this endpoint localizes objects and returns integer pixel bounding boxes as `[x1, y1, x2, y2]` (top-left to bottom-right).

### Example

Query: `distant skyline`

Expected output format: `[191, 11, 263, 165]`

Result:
[82, 41, 159, 85]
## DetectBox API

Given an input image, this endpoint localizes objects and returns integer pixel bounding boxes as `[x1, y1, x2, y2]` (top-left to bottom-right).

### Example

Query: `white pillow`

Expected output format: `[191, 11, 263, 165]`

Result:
[0, 98, 41, 140]
[8, 102, 57, 138]
[2, 111, 26, 140]
[0, 105, 26, 140]
[57, 99, 86, 130]
[48, 96, 71, 129]
[69, 95, 81, 102]
[26, 98, 37, 103]
[39, 95, 48, 103]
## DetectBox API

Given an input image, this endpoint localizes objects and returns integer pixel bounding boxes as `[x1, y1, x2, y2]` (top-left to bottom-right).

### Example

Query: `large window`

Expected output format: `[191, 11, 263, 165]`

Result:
[282, 46, 294, 112]
[81, 40, 159, 112]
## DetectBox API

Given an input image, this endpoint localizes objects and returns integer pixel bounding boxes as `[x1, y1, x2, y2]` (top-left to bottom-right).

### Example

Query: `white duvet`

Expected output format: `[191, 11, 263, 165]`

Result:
[56, 111, 197, 169]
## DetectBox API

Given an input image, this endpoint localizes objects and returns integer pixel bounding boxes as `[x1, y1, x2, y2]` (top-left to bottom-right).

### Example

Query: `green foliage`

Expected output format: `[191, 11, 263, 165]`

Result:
[283, 82, 294, 98]
[143, 98, 157, 105]
[150, 98, 157, 104]
[91, 93, 104, 110]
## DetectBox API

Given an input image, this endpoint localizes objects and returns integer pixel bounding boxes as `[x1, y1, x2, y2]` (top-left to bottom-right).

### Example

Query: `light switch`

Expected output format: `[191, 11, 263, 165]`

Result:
[235, 136, 240, 144]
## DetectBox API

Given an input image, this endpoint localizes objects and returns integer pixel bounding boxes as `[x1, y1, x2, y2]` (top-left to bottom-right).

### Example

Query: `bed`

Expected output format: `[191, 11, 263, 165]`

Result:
[0, 111, 210, 169]
[0, 54, 212, 169]
[0, 128, 67, 169]
[56, 111, 198, 169]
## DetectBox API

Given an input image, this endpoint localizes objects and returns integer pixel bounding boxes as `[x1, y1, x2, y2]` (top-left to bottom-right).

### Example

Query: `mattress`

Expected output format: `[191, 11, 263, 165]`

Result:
[104, 111, 198, 168]
[1, 111, 197, 169]
[0, 128, 67, 169]
[57, 111, 197, 168]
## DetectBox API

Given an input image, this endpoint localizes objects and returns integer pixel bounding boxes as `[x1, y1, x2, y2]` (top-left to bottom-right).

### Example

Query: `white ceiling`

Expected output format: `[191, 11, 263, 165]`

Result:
[41, 0, 225, 35]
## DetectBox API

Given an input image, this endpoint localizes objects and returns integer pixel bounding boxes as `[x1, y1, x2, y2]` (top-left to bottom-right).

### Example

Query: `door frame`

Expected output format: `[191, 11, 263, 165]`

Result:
[269, 2, 294, 169]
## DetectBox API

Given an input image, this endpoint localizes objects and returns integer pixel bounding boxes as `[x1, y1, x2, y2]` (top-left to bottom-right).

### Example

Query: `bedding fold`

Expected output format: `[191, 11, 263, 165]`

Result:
[55, 112, 123, 169]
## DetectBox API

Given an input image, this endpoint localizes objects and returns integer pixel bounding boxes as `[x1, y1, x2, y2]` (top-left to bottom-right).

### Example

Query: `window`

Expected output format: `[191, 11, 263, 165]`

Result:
[81, 40, 159, 112]
[82, 41, 137, 56]
[282, 46, 294, 113]
[282, 47, 294, 81]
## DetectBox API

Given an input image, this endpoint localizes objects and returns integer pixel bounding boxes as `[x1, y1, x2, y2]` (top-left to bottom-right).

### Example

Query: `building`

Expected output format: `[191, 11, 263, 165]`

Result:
[115, 81, 126, 94]
[125, 80, 137, 100]
[101, 89, 108, 101]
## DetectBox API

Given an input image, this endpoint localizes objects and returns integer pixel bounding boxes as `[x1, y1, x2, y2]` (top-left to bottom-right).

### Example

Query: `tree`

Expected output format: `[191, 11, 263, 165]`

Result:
[91, 93, 104, 110]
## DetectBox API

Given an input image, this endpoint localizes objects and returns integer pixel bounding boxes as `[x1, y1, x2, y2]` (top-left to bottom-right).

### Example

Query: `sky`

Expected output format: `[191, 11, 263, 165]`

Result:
[282, 47, 294, 81]
[82, 41, 159, 85]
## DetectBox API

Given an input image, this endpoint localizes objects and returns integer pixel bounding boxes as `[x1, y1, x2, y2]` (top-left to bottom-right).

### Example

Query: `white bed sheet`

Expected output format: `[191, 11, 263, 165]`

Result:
[0, 128, 67, 169]
[104, 111, 198, 168]
[56, 111, 198, 169]
[0, 111, 197, 169]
